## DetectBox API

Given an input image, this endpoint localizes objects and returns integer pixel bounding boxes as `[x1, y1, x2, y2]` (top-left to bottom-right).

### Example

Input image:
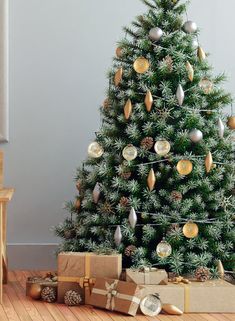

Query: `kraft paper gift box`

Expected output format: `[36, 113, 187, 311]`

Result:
[57, 252, 122, 304]
[89, 278, 142, 316]
[141, 279, 235, 313]
[26, 276, 57, 296]
[125, 268, 168, 285]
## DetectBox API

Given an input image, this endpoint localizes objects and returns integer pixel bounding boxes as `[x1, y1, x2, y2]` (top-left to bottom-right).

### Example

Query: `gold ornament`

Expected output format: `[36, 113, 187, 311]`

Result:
[116, 47, 122, 58]
[176, 159, 193, 175]
[205, 151, 213, 173]
[114, 67, 123, 86]
[88, 142, 104, 158]
[124, 99, 132, 120]
[147, 168, 156, 191]
[186, 61, 194, 82]
[217, 260, 225, 279]
[133, 57, 150, 74]
[227, 116, 235, 129]
[183, 221, 199, 238]
[162, 304, 183, 315]
[103, 98, 110, 109]
[154, 140, 171, 156]
[199, 78, 213, 94]
[156, 239, 172, 258]
[75, 199, 81, 210]
[198, 47, 206, 61]
[29, 283, 42, 300]
[145, 90, 153, 112]
[122, 145, 138, 161]
[76, 180, 81, 192]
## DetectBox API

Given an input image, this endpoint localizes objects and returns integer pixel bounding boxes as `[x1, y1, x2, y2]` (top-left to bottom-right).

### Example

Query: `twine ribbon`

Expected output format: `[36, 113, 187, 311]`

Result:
[92, 280, 140, 311]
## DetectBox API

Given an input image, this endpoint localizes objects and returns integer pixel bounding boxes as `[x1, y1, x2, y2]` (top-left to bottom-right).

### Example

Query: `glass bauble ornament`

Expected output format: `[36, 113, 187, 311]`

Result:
[88, 142, 104, 158]
[133, 57, 150, 74]
[192, 39, 199, 49]
[176, 84, 185, 106]
[189, 129, 203, 143]
[156, 239, 172, 258]
[183, 221, 199, 238]
[122, 145, 138, 161]
[140, 294, 162, 317]
[149, 27, 163, 41]
[183, 21, 197, 33]
[154, 140, 171, 156]
[114, 225, 122, 246]
[227, 116, 235, 129]
[29, 283, 42, 300]
[199, 78, 213, 94]
[176, 160, 193, 175]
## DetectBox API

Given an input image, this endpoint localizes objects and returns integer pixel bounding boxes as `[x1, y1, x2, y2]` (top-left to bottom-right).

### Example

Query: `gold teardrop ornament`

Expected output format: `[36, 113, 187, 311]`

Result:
[186, 61, 194, 82]
[124, 99, 132, 120]
[162, 304, 183, 315]
[183, 221, 199, 238]
[198, 47, 206, 62]
[133, 57, 150, 74]
[114, 67, 123, 86]
[147, 168, 156, 191]
[145, 90, 153, 112]
[176, 159, 193, 175]
[116, 47, 123, 58]
[227, 116, 235, 129]
[205, 151, 213, 173]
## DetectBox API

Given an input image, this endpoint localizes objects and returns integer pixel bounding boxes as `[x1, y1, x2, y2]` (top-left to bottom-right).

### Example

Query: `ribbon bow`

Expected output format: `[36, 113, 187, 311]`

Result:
[105, 280, 119, 310]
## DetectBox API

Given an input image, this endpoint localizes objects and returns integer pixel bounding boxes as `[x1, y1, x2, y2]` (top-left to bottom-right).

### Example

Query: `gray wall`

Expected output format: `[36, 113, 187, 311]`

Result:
[2, 0, 235, 269]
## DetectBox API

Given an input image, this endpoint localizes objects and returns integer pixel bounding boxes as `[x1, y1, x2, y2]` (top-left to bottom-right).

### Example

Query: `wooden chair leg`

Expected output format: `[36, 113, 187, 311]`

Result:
[2, 203, 7, 284]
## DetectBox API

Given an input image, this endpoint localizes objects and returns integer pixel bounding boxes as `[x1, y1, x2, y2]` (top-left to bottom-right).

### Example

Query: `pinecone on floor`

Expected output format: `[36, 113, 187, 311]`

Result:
[124, 245, 137, 257]
[41, 286, 57, 303]
[224, 273, 235, 285]
[64, 290, 82, 306]
[140, 137, 154, 150]
[195, 267, 210, 282]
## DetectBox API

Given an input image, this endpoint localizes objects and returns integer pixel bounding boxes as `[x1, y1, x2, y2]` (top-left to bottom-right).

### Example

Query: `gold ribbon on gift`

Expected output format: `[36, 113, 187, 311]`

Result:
[92, 280, 141, 312]
[178, 283, 190, 313]
[58, 253, 95, 294]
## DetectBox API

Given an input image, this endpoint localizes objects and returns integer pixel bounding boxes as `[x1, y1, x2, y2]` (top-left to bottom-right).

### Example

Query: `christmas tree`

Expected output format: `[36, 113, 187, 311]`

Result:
[55, 0, 235, 275]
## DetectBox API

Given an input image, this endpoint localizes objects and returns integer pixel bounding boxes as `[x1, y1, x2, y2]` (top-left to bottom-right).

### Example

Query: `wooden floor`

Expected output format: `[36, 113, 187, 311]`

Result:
[0, 270, 234, 321]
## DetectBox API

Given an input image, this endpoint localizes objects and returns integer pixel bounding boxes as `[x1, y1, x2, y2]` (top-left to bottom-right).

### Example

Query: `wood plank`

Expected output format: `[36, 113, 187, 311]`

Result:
[2, 291, 22, 321]
[222, 315, 235, 321]
[211, 314, 234, 321]
[0, 297, 9, 321]
[0, 188, 14, 202]
[198, 315, 218, 321]
[56, 304, 80, 321]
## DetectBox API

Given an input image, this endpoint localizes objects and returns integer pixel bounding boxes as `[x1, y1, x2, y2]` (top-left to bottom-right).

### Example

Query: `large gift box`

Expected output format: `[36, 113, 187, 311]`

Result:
[57, 252, 122, 304]
[125, 268, 168, 285]
[141, 279, 235, 313]
[89, 278, 142, 316]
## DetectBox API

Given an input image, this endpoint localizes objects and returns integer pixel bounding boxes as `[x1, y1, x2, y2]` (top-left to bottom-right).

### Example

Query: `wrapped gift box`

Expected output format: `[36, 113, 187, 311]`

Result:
[141, 279, 235, 313]
[125, 268, 168, 285]
[26, 276, 57, 296]
[89, 278, 142, 316]
[57, 252, 122, 304]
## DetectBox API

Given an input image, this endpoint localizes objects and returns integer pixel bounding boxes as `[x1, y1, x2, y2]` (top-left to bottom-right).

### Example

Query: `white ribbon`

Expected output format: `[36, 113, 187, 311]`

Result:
[92, 280, 140, 311]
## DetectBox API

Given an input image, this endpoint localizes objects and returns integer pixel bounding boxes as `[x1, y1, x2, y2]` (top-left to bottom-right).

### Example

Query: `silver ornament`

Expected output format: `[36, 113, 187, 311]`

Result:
[183, 21, 197, 33]
[114, 225, 122, 246]
[218, 118, 225, 138]
[189, 129, 203, 143]
[93, 182, 101, 204]
[149, 27, 163, 42]
[176, 84, 185, 106]
[156, 238, 172, 258]
[192, 39, 199, 49]
[128, 207, 137, 229]
[140, 294, 162, 317]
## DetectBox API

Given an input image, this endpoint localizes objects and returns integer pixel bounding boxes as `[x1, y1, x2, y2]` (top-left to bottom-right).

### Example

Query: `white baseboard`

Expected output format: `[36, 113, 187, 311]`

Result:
[7, 243, 58, 270]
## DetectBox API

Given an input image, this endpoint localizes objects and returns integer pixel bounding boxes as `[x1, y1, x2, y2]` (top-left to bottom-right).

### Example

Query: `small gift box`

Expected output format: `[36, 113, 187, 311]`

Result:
[89, 278, 142, 316]
[125, 267, 168, 285]
[57, 252, 122, 304]
[26, 274, 57, 296]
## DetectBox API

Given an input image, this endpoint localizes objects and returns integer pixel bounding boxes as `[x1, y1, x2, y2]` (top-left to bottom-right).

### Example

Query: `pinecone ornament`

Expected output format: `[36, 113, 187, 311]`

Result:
[119, 196, 129, 207]
[64, 290, 82, 306]
[100, 201, 114, 214]
[171, 190, 183, 202]
[124, 245, 137, 257]
[120, 171, 132, 180]
[64, 229, 76, 240]
[141, 137, 154, 150]
[41, 286, 57, 303]
[163, 55, 173, 72]
[224, 273, 235, 285]
[195, 267, 210, 282]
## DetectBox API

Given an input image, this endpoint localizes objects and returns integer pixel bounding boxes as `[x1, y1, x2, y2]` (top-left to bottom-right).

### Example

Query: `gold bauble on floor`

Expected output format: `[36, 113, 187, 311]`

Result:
[29, 283, 42, 300]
